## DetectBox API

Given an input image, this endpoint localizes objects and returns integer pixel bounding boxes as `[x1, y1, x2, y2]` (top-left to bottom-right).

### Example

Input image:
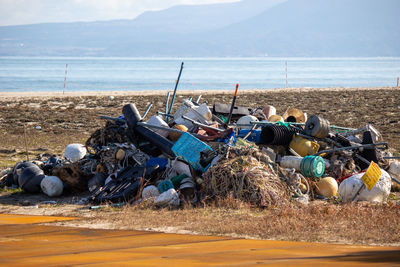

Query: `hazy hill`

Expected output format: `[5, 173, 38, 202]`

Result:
[0, 0, 398, 57]
[133, 0, 286, 33]
[208, 0, 400, 56]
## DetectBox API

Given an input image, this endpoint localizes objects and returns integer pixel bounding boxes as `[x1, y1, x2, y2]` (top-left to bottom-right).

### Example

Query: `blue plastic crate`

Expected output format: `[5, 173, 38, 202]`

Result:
[172, 132, 213, 172]
[238, 129, 261, 143]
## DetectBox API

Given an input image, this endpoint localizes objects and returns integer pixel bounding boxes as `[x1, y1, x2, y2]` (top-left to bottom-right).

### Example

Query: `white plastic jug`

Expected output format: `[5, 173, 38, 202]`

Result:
[147, 115, 170, 138]
[173, 99, 196, 120]
[280, 156, 303, 171]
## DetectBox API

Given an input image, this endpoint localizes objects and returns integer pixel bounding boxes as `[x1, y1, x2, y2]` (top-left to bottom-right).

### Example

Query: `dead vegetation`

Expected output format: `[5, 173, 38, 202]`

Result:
[76, 198, 399, 246]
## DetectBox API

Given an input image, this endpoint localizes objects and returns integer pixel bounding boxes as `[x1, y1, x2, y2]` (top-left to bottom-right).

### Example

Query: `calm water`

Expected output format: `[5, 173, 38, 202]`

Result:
[0, 57, 399, 92]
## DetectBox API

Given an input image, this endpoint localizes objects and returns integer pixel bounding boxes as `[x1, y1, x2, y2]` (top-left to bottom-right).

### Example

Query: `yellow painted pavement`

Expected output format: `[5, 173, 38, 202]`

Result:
[0, 214, 398, 266]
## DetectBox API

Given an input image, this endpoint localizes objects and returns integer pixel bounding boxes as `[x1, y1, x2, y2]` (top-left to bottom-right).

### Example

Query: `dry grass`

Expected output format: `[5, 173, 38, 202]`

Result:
[88, 198, 400, 246]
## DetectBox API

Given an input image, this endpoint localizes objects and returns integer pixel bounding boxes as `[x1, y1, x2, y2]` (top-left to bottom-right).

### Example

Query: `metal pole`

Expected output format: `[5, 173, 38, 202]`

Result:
[397, 77, 399, 89]
[142, 103, 153, 119]
[165, 92, 171, 122]
[352, 184, 365, 202]
[227, 84, 239, 125]
[23, 125, 29, 161]
[167, 62, 184, 118]
[157, 112, 174, 118]
[181, 115, 224, 132]
[285, 61, 288, 88]
[63, 64, 68, 95]
[196, 95, 202, 104]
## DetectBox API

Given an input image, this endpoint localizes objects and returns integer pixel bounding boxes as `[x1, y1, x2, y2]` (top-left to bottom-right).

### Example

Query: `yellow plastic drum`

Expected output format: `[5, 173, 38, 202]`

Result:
[289, 136, 320, 157]
[268, 115, 284, 123]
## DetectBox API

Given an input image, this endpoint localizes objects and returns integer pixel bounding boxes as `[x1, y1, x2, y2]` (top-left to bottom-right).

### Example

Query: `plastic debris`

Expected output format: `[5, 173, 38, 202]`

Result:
[64, 144, 87, 163]
[338, 169, 391, 203]
[2, 94, 398, 208]
[142, 185, 160, 200]
[41, 176, 63, 197]
[315, 177, 338, 197]
[154, 188, 180, 207]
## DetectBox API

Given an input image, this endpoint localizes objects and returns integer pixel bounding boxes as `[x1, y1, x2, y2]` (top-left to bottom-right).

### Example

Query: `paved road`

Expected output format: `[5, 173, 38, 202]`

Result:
[0, 214, 399, 266]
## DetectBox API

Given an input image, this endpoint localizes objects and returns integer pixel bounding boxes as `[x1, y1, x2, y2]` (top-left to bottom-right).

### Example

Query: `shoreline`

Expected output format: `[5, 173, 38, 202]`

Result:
[0, 86, 397, 98]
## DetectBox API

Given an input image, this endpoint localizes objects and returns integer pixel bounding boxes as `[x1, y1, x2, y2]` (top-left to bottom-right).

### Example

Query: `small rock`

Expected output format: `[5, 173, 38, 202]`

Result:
[20, 200, 31, 206]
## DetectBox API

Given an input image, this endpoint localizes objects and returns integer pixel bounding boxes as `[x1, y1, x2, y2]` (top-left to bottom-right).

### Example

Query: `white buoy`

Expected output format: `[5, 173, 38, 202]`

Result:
[41, 176, 63, 197]
[142, 185, 160, 200]
[237, 115, 258, 130]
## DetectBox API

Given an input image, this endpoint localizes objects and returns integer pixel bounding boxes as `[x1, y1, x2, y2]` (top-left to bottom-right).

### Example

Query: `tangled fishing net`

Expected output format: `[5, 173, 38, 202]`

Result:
[96, 143, 150, 174]
[202, 144, 290, 207]
[86, 121, 131, 153]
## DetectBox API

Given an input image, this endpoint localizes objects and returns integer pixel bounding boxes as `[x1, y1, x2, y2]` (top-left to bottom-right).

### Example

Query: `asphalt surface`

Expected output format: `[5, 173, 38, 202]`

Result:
[0, 214, 399, 266]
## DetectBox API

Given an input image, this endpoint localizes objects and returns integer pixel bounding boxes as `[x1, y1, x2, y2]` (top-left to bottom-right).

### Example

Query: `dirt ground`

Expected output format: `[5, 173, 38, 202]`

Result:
[1, 87, 399, 163]
[0, 87, 399, 245]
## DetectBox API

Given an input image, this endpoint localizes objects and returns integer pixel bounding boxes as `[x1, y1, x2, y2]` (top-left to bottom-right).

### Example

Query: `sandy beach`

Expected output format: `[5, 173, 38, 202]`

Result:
[0, 86, 395, 98]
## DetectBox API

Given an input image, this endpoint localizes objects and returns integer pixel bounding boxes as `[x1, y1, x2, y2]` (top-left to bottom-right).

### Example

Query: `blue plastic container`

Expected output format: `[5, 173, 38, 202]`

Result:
[146, 157, 169, 170]
[172, 132, 213, 172]
[238, 129, 261, 143]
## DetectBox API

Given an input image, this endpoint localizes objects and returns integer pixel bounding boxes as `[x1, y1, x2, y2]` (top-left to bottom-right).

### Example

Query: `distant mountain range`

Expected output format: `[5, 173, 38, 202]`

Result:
[0, 0, 398, 57]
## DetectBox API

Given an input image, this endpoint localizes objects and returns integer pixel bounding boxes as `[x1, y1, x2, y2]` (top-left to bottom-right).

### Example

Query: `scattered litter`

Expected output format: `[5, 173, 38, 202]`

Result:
[41, 176, 63, 197]
[1, 87, 399, 209]
[64, 144, 87, 163]
[339, 169, 391, 203]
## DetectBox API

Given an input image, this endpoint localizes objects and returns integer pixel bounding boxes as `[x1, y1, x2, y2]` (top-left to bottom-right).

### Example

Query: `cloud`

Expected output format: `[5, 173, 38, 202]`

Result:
[0, 0, 239, 26]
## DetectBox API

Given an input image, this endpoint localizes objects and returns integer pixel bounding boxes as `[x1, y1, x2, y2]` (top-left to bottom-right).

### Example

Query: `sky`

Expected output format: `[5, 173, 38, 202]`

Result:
[0, 0, 239, 26]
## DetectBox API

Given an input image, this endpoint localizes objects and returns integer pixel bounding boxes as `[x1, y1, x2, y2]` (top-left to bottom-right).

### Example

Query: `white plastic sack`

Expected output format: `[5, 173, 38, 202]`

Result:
[388, 161, 400, 178]
[142, 185, 160, 200]
[154, 188, 180, 207]
[41, 176, 63, 197]
[64, 144, 86, 163]
[338, 169, 391, 203]
[166, 160, 192, 179]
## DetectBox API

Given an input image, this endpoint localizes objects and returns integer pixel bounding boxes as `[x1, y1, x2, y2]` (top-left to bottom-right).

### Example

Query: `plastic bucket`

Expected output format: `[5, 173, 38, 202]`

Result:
[268, 115, 284, 123]
[173, 99, 196, 120]
[196, 103, 212, 121]
[289, 136, 320, 157]
[263, 105, 276, 119]
[283, 107, 306, 123]
[300, 156, 325, 178]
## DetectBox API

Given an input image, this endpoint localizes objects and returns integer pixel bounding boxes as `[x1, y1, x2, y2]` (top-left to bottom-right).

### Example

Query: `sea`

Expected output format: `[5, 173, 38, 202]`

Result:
[0, 57, 399, 92]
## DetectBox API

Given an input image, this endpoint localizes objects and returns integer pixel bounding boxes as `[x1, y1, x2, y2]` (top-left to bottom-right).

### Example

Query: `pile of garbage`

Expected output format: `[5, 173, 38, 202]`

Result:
[1, 96, 400, 208]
